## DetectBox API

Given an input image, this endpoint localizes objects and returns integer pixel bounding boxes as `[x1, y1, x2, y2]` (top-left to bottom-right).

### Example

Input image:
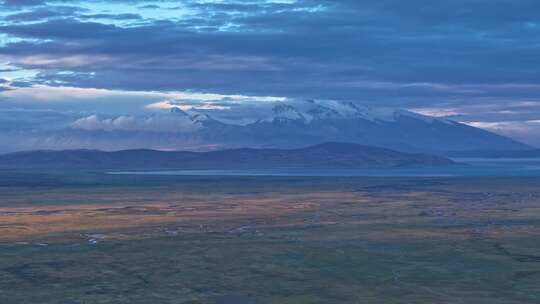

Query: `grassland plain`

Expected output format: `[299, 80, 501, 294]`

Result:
[0, 171, 539, 303]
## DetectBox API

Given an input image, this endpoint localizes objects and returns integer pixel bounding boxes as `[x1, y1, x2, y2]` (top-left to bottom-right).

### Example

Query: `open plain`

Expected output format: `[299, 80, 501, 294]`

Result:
[0, 171, 539, 303]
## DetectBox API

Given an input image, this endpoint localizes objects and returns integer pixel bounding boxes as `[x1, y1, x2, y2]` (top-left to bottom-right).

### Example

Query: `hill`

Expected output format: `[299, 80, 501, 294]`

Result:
[0, 142, 455, 170]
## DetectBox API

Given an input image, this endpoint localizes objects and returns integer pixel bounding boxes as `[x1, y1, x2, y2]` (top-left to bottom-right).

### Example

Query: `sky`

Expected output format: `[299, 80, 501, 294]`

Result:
[1, 0, 540, 148]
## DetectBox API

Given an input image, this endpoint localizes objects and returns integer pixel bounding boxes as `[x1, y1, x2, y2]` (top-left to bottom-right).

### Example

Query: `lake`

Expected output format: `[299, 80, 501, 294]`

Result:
[109, 158, 540, 177]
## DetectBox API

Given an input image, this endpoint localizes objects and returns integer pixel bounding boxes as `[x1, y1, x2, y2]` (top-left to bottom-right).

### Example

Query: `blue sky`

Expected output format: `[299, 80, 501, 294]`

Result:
[1, 0, 540, 147]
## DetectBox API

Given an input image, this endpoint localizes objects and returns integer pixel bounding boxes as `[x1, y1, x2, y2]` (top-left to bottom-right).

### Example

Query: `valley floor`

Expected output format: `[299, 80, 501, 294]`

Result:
[0, 172, 539, 303]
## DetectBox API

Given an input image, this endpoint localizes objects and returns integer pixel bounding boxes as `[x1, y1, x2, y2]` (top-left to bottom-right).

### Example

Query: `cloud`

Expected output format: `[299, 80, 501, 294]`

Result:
[146, 100, 230, 111]
[79, 13, 142, 21]
[1, 1, 540, 144]
[0, 10, 537, 107]
[3, 5, 82, 22]
[410, 107, 465, 118]
[72, 113, 201, 133]
[138, 4, 160, 9]
[11, 55, 115, 68]
[1, 2, 539, 97]
[466, 120, 540, 147]
[2, 0, 45, 7]
[0, 84, 286, 103]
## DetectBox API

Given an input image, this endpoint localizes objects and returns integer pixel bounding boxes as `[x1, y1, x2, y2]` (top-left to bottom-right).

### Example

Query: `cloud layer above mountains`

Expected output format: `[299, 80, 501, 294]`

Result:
[1, 0, 540, 147]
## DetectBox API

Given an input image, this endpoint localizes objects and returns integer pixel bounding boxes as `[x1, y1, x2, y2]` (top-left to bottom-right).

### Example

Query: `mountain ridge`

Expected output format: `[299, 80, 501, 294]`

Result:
[0, 142, 455, 170]
[33, 100, 532, 155]
[171, 100, 530, 153]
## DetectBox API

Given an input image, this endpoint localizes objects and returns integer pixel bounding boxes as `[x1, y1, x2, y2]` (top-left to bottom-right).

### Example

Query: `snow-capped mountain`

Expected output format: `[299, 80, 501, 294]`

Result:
[59, 100, 530, 154]
[196, 100, 529, 153]
[259, 100, 446, 124]
[169, 107, 190, 116]
[271, 104, 307, 124]
[169, 107, 212, 125]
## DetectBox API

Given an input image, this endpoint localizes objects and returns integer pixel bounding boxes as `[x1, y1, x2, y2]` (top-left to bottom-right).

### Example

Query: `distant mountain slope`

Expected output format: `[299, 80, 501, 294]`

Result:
[448, 149, 540, 158]
[14, 100, 528, 155]
[201, 101, 529, 153]
[154, 100, 529, 154]
[0, 142, 455, 170]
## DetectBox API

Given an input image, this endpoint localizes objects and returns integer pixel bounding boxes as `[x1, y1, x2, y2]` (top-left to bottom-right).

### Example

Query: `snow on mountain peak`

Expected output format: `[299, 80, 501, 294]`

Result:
[169, 107, 190, 116]
[268, 100, 367, 122]
[272, 104, 307, 123]
[268, 100, 428, 124]
[190, 113, 213, 125]
[214, 99, 453, 127]
[305, 103, 341, 120]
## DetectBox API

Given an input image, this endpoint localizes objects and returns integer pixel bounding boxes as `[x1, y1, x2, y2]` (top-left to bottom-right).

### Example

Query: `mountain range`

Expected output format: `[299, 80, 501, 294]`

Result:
[0, 142, 455, 170]
[159, 100, 529, 154]
[5, 100, 530, 155]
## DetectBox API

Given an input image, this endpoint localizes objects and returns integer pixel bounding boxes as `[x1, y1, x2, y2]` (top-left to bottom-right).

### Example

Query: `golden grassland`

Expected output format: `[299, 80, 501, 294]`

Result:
[1, 187, 539, 243]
